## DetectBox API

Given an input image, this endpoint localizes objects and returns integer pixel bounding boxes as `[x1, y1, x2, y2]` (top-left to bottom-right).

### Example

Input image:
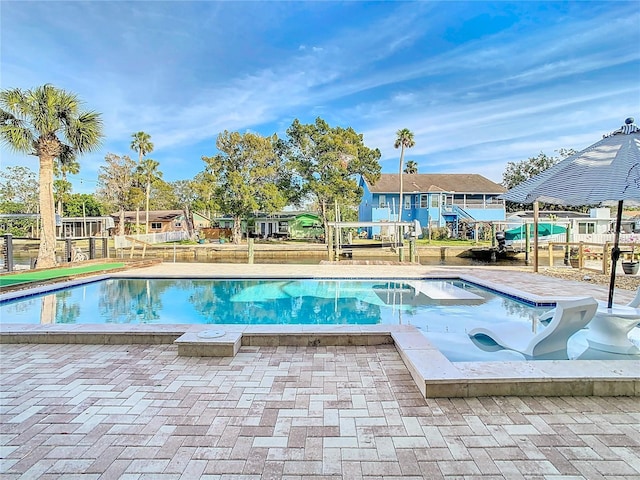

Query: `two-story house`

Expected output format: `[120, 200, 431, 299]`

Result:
[359, 173, 506, 238]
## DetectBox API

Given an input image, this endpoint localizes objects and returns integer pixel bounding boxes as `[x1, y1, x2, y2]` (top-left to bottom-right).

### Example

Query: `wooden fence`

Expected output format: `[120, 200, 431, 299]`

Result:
[547, 241, 638, 274]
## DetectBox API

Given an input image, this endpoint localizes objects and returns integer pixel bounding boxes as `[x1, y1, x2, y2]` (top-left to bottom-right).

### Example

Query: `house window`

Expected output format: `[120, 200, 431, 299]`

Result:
[431, 195, 440, 207]
[379, 195, 386, 207]
[578, 222, 595, 234]
[150, 222, 162, 230]
[404, 195, 411, 209]
[466, 194, 483, 206]
[420, 195, 428, 208]
[174, 222, 182, 228]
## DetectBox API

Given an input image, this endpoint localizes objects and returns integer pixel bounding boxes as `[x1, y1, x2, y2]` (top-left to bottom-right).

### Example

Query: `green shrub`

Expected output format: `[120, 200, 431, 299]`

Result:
[431, 227, 450, 240]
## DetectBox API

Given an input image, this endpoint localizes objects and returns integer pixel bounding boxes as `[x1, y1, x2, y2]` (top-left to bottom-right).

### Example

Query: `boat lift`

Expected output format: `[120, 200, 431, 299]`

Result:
[326, 220, 420, 261]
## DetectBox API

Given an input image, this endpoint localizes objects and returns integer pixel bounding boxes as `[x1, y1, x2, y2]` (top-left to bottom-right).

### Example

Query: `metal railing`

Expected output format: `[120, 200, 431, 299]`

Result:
[1, 235, 110, 272]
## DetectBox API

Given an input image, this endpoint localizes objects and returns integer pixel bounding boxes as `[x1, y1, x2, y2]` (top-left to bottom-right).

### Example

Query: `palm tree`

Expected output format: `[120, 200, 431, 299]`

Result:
[404, 160, 418, 174]
[136, 158, 162, 233]
[0, 84, 102, 267]
[130, 131, 154, 163]
[130, 131, 154, 232]
[394, 128, 415, 221]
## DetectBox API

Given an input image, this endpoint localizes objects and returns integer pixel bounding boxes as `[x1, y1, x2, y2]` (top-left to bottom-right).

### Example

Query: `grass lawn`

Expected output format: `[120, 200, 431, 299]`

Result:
[0, 262, 126, 288]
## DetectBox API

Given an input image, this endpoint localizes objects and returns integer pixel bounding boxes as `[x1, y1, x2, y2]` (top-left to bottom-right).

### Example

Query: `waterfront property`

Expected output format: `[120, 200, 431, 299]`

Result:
[213, 211, 323, 240]
[358, 173, 507, 238]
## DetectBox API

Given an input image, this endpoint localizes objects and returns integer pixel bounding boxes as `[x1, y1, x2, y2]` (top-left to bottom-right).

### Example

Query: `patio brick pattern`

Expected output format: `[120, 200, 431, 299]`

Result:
[2, 342, 639, 479]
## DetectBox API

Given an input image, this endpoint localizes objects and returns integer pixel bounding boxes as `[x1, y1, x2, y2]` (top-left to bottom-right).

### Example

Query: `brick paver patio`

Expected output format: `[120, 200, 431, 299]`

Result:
[2, 341, 639, 479]
[2, 264, 640, 478]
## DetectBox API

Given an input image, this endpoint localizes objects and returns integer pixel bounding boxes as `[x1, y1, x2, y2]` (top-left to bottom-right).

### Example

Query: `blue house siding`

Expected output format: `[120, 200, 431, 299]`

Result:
[358, 174, 506, 237]
[467, 208, 505, 222]
[370, 193, 449, 226]
[359, 182, 374, 222]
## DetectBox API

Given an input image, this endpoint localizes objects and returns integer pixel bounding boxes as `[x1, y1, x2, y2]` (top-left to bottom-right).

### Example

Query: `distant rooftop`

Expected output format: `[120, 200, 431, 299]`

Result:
[365, 173, 506, 194]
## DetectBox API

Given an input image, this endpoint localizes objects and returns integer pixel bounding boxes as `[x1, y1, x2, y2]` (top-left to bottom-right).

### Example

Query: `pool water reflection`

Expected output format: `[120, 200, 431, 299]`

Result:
[2, 278, 638, 362]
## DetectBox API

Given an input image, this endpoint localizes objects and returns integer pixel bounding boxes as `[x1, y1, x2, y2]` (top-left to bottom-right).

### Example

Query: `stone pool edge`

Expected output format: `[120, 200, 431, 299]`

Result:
[1, 271, 639, 398]
[1, 322, 638, 398]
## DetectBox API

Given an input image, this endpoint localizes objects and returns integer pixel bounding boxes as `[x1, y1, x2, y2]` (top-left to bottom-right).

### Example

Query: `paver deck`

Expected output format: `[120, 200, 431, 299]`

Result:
[1, 263, 640, 478]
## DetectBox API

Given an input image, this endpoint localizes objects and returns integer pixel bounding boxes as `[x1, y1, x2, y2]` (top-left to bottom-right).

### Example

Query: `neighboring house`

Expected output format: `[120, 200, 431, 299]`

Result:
[60, 216, 115, 238]
[212, 212, 323, 240]
[504, 208, 622, 239]
[359, 173, 506, 237]
[252, 211, 322, 239]
[112, 210, 210, 234]
[0, 214, 115, 238]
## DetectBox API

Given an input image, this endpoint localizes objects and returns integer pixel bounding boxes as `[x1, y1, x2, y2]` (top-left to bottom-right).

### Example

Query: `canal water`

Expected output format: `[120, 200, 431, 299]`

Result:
[5, 251, 529, 268]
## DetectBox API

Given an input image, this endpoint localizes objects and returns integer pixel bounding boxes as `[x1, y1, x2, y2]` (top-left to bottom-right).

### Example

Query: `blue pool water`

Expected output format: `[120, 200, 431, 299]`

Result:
[0, 277, 546, 325]
[2, 278, 638, 362]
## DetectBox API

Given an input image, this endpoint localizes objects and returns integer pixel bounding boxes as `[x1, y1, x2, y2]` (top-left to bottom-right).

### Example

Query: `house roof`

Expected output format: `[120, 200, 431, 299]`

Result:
[112, 210, 211, 223]
[248, 211, 320, 220]
[365, 174, 506, 194]
[112, 210, 185, 222]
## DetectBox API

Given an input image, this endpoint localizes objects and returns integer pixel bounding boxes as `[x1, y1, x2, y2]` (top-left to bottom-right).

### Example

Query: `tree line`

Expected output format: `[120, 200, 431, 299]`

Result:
[1, 83, 573, 267]
[1, 85, 391, 266]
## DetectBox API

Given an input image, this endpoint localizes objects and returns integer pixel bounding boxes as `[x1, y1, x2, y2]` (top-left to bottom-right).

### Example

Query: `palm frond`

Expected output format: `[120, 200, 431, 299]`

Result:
[65, 111, 104, 153]
[0, 126, 35, 153]
[0, 115, 35, 154]
[0, 88, 29, 117]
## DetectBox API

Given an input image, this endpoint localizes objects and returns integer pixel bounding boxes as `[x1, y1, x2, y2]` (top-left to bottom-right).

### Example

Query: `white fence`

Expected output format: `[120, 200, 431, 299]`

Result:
[510, 232, 639, 248]
[114, 231, 189, 249]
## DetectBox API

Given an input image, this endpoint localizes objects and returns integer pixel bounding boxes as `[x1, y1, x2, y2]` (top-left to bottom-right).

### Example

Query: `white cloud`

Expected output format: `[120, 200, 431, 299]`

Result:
[1, 1, 638, 192]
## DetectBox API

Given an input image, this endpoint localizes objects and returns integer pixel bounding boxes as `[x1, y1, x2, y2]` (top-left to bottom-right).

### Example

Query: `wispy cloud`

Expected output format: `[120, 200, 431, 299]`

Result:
[1, 1, 638, 192]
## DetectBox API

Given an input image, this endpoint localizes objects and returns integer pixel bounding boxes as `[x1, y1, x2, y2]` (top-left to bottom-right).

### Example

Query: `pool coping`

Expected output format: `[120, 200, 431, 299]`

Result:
[1, 271, 639, 398]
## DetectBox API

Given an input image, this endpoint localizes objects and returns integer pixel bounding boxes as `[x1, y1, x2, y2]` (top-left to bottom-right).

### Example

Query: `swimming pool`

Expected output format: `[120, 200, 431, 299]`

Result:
[2, 277, 638, 362]
[0, 276, 546, 323]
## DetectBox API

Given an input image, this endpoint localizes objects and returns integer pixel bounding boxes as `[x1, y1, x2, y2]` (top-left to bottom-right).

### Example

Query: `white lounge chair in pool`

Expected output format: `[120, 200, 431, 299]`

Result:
[468, 297, 598, 358]
[626, 286, 640, 308]
[536, 288, 640, 354]
[539, 286, 640, 324]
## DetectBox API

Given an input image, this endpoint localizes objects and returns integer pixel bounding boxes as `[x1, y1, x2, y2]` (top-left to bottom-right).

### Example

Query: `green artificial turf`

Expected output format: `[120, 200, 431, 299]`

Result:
[0, 263, 126, 287]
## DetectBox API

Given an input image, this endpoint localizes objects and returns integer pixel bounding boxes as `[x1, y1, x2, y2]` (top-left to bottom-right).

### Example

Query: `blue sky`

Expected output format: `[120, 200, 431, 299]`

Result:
[1, 1, 639, 194]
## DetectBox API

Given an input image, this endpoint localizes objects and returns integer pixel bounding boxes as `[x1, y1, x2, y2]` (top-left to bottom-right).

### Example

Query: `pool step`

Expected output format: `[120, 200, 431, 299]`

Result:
[408, 281, 486, 305]
[175, 326, 397, 356]
[175, 330, 242, 357]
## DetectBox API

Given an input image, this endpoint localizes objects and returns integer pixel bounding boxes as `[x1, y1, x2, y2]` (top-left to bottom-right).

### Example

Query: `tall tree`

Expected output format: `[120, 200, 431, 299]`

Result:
[130, 131, 154, 163]
[191, 170, 219, 220]
[0, 165, 39, 237]
[149, 179, 178, 210]
[280, 118, 381, 239]
[394, 128, 415, 221]
[0, 84, 103, 267]
[0, 165, 39, 213]
[171, 180, 198, 239]
[502, 149, 580, 212]
[404, 160, 418, 174]
[96, 153, 136, 235]
[136, 158, 162, 233]
[64, 193, 104, 217]
[202, 131, 294, 244]
[130, 131, 154, 233]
